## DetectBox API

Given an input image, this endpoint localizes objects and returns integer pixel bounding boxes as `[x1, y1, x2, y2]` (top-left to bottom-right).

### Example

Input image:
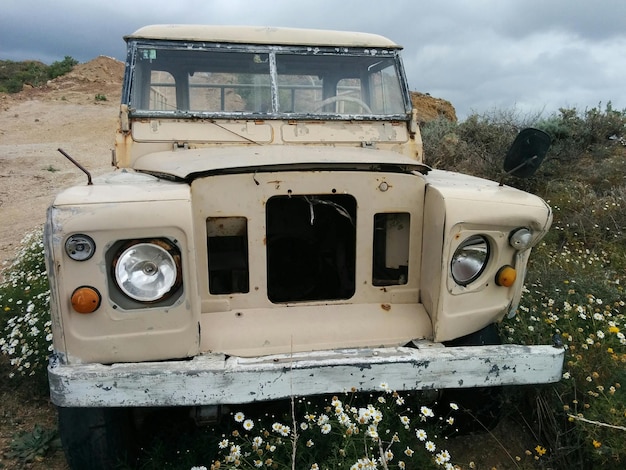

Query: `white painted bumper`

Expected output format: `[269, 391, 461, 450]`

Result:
[48, 343, 565, 407]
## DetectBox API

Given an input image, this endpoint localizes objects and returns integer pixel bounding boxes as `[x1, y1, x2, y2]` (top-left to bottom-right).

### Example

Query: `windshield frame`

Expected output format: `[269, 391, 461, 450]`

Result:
[122, 39, 413, 122]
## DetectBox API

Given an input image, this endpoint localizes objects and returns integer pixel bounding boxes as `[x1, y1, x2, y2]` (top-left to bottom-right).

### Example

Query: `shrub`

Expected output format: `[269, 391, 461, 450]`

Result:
[421, 106, 626, 467]
[536, 103, 626, 159]
[0, 56, 78, 93]
[46, 56, 78, 81]
[501, 241, 626, 468]
[422, 108, 540, 181]
[203, 388, 458, 470]
[0, 229, 51, 383]
[422, 104, 626, 195]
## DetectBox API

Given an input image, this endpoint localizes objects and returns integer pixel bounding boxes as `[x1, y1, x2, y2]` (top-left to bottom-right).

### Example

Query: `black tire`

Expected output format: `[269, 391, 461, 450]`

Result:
[438, 324, 504, 434]
[58, 407, 136, 470]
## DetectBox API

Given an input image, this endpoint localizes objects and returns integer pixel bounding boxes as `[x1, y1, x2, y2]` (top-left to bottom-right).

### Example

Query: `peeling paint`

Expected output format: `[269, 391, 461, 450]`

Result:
[49, 344, 565, 408]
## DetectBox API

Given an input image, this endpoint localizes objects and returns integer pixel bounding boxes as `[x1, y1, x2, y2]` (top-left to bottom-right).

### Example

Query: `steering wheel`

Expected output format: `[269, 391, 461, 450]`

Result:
[314, 95, 372, 114]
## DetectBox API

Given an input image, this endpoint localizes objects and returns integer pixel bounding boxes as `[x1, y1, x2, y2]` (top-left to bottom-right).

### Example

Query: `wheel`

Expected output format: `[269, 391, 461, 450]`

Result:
[58, 407, 136, 470]
[438, 324, 504, 434]
[314, 95, 372, 113]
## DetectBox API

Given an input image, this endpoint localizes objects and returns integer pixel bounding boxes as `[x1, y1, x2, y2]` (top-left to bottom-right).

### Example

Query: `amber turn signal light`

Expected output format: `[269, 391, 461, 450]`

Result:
[71, 286, 101, 314]
[495, 265, 517, 287]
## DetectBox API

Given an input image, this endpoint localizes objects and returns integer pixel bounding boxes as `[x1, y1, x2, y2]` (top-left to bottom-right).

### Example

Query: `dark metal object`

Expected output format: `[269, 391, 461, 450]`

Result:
[58, 148, 93, 185]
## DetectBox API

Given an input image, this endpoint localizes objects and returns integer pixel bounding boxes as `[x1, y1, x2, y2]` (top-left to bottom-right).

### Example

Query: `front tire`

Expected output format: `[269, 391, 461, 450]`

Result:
[439, 324, 503, 433]
[58, 407, 136, 470]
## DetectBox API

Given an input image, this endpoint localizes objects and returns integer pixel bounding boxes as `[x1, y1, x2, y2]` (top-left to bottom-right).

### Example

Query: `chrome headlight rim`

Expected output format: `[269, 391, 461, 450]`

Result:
[112, 238, 182, 303]
[450, 235, 490, 286]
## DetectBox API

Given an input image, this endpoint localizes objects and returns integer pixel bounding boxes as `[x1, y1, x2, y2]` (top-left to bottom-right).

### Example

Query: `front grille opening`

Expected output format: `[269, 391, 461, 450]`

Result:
[207, 217, 250, 294]
[372, 212, 410, 286]
[266, 194, 356, 303]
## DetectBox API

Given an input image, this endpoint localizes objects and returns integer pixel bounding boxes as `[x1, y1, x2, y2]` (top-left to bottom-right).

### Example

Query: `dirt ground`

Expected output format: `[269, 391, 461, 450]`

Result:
[0, 56, 122, 470]
[0, 56, 122, 272]
[0, 57, 539, 469]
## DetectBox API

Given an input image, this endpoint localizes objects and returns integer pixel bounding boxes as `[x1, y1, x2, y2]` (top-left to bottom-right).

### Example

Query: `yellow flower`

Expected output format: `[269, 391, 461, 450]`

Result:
[608, 347, 614, 354]
[609, 326, 620, 334]
[593, 440, 602, 448]
[535, 445, 547, 456]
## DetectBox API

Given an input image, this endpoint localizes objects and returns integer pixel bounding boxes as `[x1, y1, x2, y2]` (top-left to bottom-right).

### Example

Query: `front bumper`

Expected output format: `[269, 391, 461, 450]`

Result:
[49, 343, 565, 407]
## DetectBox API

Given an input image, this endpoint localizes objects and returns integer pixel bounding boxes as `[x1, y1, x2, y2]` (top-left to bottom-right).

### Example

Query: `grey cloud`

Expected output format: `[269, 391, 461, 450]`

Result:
[1, 0, 624, 120]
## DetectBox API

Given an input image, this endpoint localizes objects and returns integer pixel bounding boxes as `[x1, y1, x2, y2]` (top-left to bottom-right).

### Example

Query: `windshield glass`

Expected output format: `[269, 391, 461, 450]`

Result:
[127, 43, 409, 118]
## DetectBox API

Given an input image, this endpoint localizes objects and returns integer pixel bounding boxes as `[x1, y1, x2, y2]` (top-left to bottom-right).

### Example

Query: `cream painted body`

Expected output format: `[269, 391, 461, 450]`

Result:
[46, 25, 563, 407]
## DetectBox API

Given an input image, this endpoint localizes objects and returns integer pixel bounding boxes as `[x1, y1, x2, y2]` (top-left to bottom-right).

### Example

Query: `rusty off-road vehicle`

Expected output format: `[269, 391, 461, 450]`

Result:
[45, 25, 564, 468]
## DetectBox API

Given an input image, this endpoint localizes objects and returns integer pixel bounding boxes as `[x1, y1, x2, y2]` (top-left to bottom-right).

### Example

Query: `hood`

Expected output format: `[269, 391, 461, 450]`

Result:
[133, 145, 429, 180]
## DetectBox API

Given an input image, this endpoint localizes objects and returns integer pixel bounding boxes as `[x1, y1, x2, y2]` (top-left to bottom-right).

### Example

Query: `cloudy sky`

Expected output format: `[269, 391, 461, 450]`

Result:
[2, 0, 624, 120]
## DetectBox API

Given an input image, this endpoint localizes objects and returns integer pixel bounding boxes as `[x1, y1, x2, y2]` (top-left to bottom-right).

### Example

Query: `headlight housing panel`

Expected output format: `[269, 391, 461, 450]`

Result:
[109, 238, 183, 308]
[450, 235, 490, 286]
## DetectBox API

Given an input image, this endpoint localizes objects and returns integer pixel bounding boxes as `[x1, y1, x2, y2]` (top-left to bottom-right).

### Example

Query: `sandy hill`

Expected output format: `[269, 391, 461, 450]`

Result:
[411, 91, 457, 122]
[12, 55, 125, 104]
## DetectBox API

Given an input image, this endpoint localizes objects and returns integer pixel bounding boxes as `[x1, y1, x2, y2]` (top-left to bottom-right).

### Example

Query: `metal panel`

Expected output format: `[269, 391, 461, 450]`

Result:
[49, 344, 565, 407]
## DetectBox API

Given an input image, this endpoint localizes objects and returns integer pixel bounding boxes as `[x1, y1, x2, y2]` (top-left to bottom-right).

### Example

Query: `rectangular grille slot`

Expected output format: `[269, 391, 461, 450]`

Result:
[266, 194, 356, 303]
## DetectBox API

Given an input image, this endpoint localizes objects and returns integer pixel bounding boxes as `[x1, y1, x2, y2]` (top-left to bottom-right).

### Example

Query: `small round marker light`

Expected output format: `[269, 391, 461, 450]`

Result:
[495, 265, 517, 287]
[65, 234, 96, 261]
[509, 228, 532, 251]
[71, 286, 101, 314]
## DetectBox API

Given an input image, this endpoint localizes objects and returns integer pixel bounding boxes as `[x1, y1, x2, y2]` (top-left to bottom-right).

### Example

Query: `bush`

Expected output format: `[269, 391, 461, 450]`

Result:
[0, 56, 78, 93]
[47, 56, 78, 81]
[501, 241, 626, 468]
[422, 104, 626, 194]
[422, 108, 540, 181]
[0, 229, 51, 383]
[140, 383, 458, 470]
[537, 103, 626, 159]
[421, 106, 626, 467]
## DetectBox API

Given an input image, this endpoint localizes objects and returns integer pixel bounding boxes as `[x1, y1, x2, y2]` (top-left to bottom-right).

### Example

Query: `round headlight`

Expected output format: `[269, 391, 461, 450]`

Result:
[114, 241, 181, 302]
[451, 235, 489, 286]
[509, 227, 533, 251]
[65, 234, 96, 261]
